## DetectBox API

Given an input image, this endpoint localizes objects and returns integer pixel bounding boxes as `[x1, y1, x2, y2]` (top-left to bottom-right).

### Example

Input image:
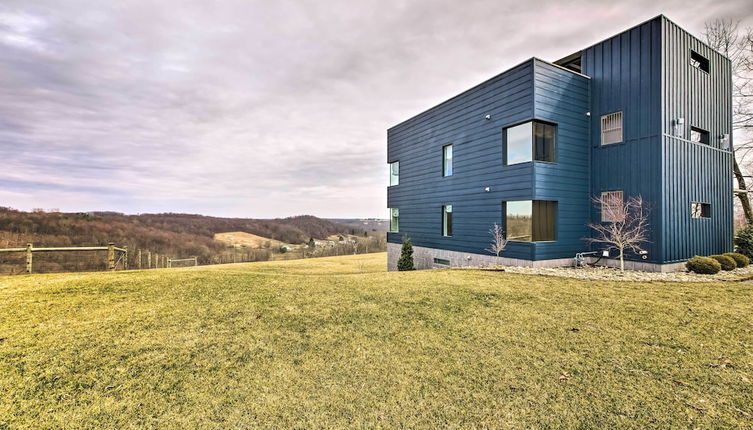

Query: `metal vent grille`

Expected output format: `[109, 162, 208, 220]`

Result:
[601, 112, 623, 145]
[601, 191, 624, 222]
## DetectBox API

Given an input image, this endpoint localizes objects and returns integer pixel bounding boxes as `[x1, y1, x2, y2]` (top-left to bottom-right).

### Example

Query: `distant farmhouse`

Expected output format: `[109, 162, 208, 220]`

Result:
[387, 15, 732, 272]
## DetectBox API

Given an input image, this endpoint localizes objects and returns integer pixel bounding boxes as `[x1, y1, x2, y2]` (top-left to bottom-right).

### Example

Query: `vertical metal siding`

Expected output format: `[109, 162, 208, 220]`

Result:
[661, 17, 733, 261]
[582, 17, 665, 263]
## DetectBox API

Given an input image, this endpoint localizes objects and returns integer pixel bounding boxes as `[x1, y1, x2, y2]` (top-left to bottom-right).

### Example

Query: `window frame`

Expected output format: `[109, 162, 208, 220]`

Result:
[691, 202, 711, 219]
[600, 112, 624, 145]
[600, 191, 624, 223]
[389, 161, 399, 186]
[503, 200, 557, 242]
[690, 126, 710, 145]
[389, 208, 399, 232]
[442, 144, 453, 177]
[689, 50, 710, 74]
[442, 204, 453, 237]
[503, 120, 557, 165]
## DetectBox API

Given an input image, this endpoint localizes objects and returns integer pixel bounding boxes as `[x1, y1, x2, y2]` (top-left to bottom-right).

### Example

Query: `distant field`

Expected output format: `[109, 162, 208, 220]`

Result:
[213, 231, 285, 248]
[1, 254, 752, 428]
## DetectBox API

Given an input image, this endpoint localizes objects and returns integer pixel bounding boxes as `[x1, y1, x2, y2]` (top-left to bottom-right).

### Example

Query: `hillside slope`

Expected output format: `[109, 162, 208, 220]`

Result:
[0, 208, 359, 266]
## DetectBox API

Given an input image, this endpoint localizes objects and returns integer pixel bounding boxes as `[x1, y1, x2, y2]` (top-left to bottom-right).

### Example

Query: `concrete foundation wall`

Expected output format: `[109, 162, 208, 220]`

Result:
[387, 243, 687, 273]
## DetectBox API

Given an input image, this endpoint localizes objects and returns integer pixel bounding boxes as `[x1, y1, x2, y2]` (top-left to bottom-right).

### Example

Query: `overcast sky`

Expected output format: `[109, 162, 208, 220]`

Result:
[1, 0, 752, 218]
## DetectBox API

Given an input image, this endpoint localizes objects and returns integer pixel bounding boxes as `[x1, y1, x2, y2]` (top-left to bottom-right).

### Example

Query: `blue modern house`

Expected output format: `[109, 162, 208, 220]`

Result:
[387, 15, 733, 272]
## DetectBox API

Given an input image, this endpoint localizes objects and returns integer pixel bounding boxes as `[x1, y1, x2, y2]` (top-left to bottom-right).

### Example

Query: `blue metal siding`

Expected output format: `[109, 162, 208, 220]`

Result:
[388, 15, 733, 266]
[582, 17, 665, 263]
[388, 59, 590, 261]
[660, 18, 734, 261]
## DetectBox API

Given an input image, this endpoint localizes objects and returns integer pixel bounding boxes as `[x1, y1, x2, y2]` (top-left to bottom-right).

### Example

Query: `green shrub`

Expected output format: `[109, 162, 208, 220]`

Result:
[709, 255, 736, 271]
[734, 224, 753, 259]
[397, 235, 415, 271]
[723, 252, 750, 268]
[685, 256, 721, 274]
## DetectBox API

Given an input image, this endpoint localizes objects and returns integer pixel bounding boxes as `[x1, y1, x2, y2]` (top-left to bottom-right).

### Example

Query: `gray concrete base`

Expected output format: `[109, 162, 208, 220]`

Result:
[387, 243, 687, 273]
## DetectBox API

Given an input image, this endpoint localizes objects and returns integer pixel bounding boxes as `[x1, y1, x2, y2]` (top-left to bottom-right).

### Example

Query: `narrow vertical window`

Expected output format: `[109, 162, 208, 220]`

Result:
[600, 191, 624, 222]
[600, 112, 623, 145]
[389, 161, 399, 186]
[389, 208, 399, 232]
[443, 145, 453, 176]
[690, 127, 710, 145]
[691, 202, 710, 218]
[442, 205, 453, 237]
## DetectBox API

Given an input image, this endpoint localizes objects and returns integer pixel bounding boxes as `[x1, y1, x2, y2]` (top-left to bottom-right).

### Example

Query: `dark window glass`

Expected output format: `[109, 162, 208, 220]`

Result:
[534, 122, 556, 162]
[691, 202, 711, 218]
[504, 200, 556, 242]
[690, 127, 710, 145]
[442, 205, 453, 237]
[443, 145, 453, 176]
[690, 50, 710, 73]
[505, 121, 556, 164]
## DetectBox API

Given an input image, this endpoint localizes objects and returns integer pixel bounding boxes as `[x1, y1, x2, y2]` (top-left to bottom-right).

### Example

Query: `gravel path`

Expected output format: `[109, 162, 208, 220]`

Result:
[463, 264, 753, 283]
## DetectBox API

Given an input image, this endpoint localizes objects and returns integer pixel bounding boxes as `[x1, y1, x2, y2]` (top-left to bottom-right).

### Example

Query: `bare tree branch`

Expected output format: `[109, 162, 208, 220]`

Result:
[485, 223, 508, 257]
[586, 194, 650, 271]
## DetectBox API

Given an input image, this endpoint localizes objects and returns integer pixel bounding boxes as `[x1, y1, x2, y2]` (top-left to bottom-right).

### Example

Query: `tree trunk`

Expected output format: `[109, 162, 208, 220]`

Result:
[733, 155, 753, 224]
[619, 246, 625, 271]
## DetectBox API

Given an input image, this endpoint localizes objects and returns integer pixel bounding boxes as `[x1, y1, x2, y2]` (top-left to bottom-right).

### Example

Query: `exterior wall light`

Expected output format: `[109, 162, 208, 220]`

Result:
[720, 133, 730, 149]
[484, 186, 491, 192]
[674, 117, 685, 137]
[485, 114, 491, 120]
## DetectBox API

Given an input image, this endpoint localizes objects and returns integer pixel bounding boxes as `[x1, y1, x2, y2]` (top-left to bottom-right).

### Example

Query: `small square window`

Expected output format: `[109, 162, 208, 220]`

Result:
[389, 161, 399, 186]
[691, 202, 710, 219]
[601, 112, 623, 145]
[442, 205, 453, 237]
[690, 127, 710, 145]
[443, 145, 453, 176]
[389, 208, 399, 232]
[600, 191, 624, 222]
[690, 51, 710, 73]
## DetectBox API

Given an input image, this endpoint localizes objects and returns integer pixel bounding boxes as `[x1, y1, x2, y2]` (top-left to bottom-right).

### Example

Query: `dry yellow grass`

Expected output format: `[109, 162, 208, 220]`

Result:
[213, 231, 285, 248]
[1, 253, 752, 428]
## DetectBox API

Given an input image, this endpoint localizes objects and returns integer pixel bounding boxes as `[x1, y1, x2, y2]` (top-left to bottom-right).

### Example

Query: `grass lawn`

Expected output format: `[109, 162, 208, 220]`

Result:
[1, 252, 752, 428]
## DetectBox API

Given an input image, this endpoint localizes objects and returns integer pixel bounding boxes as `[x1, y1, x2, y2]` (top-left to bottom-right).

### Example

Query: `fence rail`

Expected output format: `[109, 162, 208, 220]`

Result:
[0, 243, 128, 274]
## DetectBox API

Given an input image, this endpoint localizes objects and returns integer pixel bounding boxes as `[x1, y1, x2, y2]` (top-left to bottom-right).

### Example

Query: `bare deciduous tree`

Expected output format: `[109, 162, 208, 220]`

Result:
[485, 223, 508, 257]
[705, 19, 753, 224]
[586, 194, 650, 271]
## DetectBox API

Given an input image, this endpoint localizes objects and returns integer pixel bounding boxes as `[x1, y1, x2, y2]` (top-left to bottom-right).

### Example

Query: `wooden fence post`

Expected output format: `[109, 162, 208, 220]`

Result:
[167, 258, 171, 269]
[107, 243, 115, 271]
[26, 243, 33, 274]
[147, 251, 151, 269]
[155, 253, 159, 268]
[194, 256, 198, 266]
[163, 256, 167, 268]
[137, 249, 142, 270]
[124, 246, 128, 270]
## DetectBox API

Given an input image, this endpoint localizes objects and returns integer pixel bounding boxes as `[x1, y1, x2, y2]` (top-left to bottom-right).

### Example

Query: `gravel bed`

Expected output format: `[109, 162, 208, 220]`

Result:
[464, 264, 753, 282]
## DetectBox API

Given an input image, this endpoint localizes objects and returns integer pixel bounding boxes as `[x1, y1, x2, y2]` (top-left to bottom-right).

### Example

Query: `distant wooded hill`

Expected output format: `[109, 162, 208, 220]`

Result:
[0, 208, 364, 264]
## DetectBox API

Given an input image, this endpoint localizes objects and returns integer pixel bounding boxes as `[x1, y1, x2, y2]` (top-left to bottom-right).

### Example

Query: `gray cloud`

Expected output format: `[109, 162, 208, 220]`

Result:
[1, 0, 752, 217]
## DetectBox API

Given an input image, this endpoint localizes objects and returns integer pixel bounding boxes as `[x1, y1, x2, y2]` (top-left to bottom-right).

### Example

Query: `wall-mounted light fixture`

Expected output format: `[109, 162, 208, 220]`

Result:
[484, 186, 491, 192]
[720, 133, 730, 149]
[485, 114, 491, 120]
[673, 117, 685, 137]
[585, 112, 591, 117]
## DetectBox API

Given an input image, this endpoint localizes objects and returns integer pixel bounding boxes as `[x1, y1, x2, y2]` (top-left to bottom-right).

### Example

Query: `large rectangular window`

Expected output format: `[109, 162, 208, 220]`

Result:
[691, 202, 710, 218]
[505, 200, 556, 242]
[690, 127, 710, 145]
[504, 121, 556, 165]
[389, 161, 399, 186]
[442, 205, 453, 237]
[600, 191, 624, 222]
[601, 112, 623, 145]
[690, 50, 710, 73]
[389, 208, 399, 232]
[443, 145, 453, 176]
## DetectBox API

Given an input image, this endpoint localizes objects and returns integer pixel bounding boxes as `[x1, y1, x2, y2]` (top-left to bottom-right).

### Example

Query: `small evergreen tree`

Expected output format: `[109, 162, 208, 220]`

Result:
[734, 224, 753, 259]
[397, 235, 415, 271]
